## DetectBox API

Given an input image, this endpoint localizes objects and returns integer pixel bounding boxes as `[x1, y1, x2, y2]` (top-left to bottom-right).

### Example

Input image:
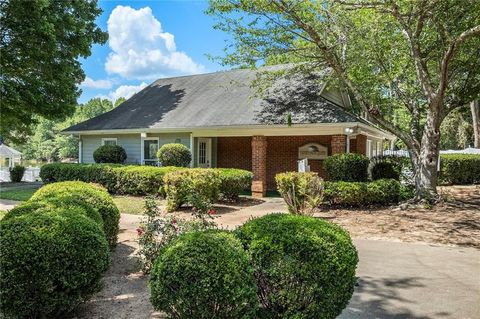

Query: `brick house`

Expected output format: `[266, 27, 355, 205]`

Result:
[64, 68, 393, 197]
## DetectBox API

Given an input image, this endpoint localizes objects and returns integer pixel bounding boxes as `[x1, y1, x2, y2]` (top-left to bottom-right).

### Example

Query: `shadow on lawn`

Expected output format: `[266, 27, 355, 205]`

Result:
[340, 276, 451, 319]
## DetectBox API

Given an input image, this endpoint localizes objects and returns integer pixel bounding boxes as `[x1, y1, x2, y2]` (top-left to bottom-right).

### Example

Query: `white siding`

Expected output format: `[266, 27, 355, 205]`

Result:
[81, 134, 141, 164]
[321, 88, 347, 107]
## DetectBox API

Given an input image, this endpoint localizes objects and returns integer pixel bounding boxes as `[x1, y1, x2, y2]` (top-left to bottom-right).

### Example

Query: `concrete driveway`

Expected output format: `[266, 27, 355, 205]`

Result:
[341, 240, 480, 319]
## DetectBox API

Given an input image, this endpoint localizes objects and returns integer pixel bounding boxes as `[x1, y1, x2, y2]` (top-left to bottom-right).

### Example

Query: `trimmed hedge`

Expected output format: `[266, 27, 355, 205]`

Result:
[31, 181, 120, 248]
[157, 143, 192, 167]
[440, 154, 480, 185]
[9, 165, 25, 182]
[0, 209, 110, 318]
[323, 179, 401, 206]
[324, 153, 369, 181]
[93, 144, 127, 163]
[150, 230, 258, 318]
[216, 168, 253, 200]
[163, 168, 221, 212]
[235, 214, 358, 318]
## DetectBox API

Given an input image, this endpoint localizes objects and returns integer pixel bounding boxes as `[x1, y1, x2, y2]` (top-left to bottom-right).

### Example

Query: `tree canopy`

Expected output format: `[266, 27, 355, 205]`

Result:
[208, 0, 480, 198]
[0, 0, 107, 142]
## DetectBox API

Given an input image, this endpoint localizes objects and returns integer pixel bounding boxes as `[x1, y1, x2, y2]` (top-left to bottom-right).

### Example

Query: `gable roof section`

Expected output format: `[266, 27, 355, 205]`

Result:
[65, 68, 367, 132]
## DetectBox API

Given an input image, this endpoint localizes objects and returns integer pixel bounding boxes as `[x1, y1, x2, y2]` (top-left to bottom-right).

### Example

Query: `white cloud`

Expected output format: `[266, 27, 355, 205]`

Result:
[107, 82, 148, 102]
[105, 6, 204, 80]
[81, 77, 113, 89]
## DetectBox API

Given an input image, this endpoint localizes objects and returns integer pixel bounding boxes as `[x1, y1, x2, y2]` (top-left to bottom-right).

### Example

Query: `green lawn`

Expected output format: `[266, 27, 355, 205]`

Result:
[112, 196, 146, 215]
[0, 210, 6, 220]
[0, 188, 37, 201]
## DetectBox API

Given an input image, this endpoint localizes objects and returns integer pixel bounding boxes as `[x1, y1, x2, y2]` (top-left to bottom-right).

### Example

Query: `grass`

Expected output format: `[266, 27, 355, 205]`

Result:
[112, 196, 146, 215]
[0, 210, 6, 220]
[0, 188, 37, 201]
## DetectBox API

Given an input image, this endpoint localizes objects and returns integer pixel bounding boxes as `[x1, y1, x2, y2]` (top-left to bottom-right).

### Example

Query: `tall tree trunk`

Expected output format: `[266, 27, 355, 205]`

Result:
[411, 110, 442, 200]
[471, 100, 480, 148]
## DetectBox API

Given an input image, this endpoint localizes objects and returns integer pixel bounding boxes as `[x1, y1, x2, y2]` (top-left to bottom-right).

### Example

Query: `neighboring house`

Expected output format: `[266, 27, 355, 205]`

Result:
[64, 68, 393, 197]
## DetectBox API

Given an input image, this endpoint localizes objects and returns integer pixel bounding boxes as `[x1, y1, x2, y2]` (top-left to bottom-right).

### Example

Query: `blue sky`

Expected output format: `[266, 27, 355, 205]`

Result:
[79, 0, 229, 104]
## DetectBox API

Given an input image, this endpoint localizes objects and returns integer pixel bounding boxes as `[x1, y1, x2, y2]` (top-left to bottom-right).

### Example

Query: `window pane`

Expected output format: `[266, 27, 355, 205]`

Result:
[144, 140, 158, 160]
[104, 140, 116, 146]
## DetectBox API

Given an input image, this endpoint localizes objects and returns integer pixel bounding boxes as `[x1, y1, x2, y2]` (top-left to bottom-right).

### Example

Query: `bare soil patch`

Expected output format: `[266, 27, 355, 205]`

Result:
[315, 185, 480, 248]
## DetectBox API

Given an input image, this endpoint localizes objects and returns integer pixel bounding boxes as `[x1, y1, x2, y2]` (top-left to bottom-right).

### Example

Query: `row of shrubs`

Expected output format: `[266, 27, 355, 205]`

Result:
[0, 181, 120, 318]
[39, 163, 253, 199]
[439, 154, 480, 185]
[149, 213, 358, 319]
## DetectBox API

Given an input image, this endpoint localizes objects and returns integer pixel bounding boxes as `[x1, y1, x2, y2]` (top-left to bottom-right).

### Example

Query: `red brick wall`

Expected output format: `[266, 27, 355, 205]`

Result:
[217, 137, 252, 170]
[265, 136, 332, 189]
[355, 134, 367, 155]
[331, 134, 346, 154]
[251, 136, 268, 197]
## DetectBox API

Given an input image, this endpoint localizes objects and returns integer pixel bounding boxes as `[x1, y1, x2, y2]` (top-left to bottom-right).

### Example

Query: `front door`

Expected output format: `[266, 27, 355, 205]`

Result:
[197, 138, 211, 168]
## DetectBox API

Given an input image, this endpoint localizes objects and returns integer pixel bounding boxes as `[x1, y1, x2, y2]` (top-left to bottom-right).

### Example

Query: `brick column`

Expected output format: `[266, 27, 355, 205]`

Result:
[251, 136, 267, 198]
[331, 135, 347, 154]
[355, 134, 367, 155]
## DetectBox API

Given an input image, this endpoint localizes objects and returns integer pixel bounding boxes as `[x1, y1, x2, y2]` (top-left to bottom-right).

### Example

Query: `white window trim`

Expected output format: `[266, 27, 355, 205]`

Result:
[143, 137, 160, 164]
[366, 140, 373, 158]
[102, 138, 117, 146]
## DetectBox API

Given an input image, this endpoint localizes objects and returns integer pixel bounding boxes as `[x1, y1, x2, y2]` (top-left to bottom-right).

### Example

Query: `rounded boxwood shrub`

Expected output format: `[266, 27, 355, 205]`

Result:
[9, 165, 25, 182]
[157, 143, 191, 167]
[0, 209, 110, 318]
[324, 153, 369, 181]
[236, 214, 358, 319]
[93, 144, 127, 163]
[31, 181, 120, 248]
[150, 230, 258, 319]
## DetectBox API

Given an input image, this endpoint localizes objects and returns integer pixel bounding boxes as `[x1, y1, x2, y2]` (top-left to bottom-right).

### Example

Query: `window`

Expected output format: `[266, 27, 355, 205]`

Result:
[144, 138, 159, 162]
[102, 138, 117, 146]
[366, 140, 373, 158]
[376, 141, 382, 156]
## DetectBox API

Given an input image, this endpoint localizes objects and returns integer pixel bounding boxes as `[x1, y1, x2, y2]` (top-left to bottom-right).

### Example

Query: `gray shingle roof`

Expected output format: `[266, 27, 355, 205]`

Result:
[65, 68, 365, 132]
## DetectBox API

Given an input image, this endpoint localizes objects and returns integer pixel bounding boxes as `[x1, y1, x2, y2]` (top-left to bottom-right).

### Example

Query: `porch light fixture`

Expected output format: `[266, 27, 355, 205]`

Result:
[344, 127, 354, 135]
[141, 132, 147, 138]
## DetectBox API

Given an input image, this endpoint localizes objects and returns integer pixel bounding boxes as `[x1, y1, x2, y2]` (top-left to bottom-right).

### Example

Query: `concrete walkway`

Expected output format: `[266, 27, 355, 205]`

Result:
[0, 199, 21, 210]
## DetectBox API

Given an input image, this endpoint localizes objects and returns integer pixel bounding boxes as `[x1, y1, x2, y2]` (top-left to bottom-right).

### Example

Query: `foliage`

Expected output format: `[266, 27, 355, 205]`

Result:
[14, 98, 123, 162]
[235, 214, 358, 319]
[207, 0, 480, 199]
[439, 154, 480, 185]
[157, 143, 192, 167]
[324, 153, 369, 181]
[150, 230, 258, 319]
[323, 179, 401, 206]
[163, 169, 221, 212]
[0, 209, 110, 318]
[93, 144, 127, 164]
[0, 0, 107, 142]
[370, 156, 403, 180]
[31, 181, 120, 248]
[9, 165, 25, 182]
[216, 168, 253, 200]
[39, 163, 179, 195]
[136, 197, 215, 274]
[275, 172, 323, 215]
[440, 106, 474, 150]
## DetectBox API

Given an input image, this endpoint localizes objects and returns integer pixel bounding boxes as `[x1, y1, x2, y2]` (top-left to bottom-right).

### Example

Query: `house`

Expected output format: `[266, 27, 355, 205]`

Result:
[64, 68, 393, 197]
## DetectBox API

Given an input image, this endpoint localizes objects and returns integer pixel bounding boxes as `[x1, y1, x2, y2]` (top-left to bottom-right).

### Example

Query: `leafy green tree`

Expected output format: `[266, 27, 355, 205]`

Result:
[208, 0, 480, 199]
[0, 0, 107, 142]
[440, 106, 473, 150]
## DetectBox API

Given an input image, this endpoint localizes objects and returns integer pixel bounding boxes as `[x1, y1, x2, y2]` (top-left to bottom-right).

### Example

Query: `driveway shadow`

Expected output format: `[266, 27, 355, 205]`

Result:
[340, 276, 451, 319]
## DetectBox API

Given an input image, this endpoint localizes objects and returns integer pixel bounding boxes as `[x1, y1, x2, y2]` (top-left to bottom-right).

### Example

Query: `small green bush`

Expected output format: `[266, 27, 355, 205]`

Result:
[324, 153, 369, 181]
[275, 172, 324, 215]
[93, 144, 127, 163]
[150, 230, 258, 319]
[235, 214, 358, 319]
[163, 169, 221, 212]
[157, 143, 191, 167]
[216, 168, 253, 200]
[0, 209, 110, 318]
[440, 154, 480, 185]
[323, 179, 401, 206]
[9, 165, 25, 182]
[31, 181, 120, 248]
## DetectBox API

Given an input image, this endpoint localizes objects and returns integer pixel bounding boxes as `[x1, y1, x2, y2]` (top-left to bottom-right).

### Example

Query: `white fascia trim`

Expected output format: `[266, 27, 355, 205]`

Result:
[63, 122, 393, 139]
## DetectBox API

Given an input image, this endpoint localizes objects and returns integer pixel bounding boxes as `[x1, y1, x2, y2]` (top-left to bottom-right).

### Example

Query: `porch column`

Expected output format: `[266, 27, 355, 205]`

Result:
[331, 134, 347, 154]
[251, 136, 267, 198]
